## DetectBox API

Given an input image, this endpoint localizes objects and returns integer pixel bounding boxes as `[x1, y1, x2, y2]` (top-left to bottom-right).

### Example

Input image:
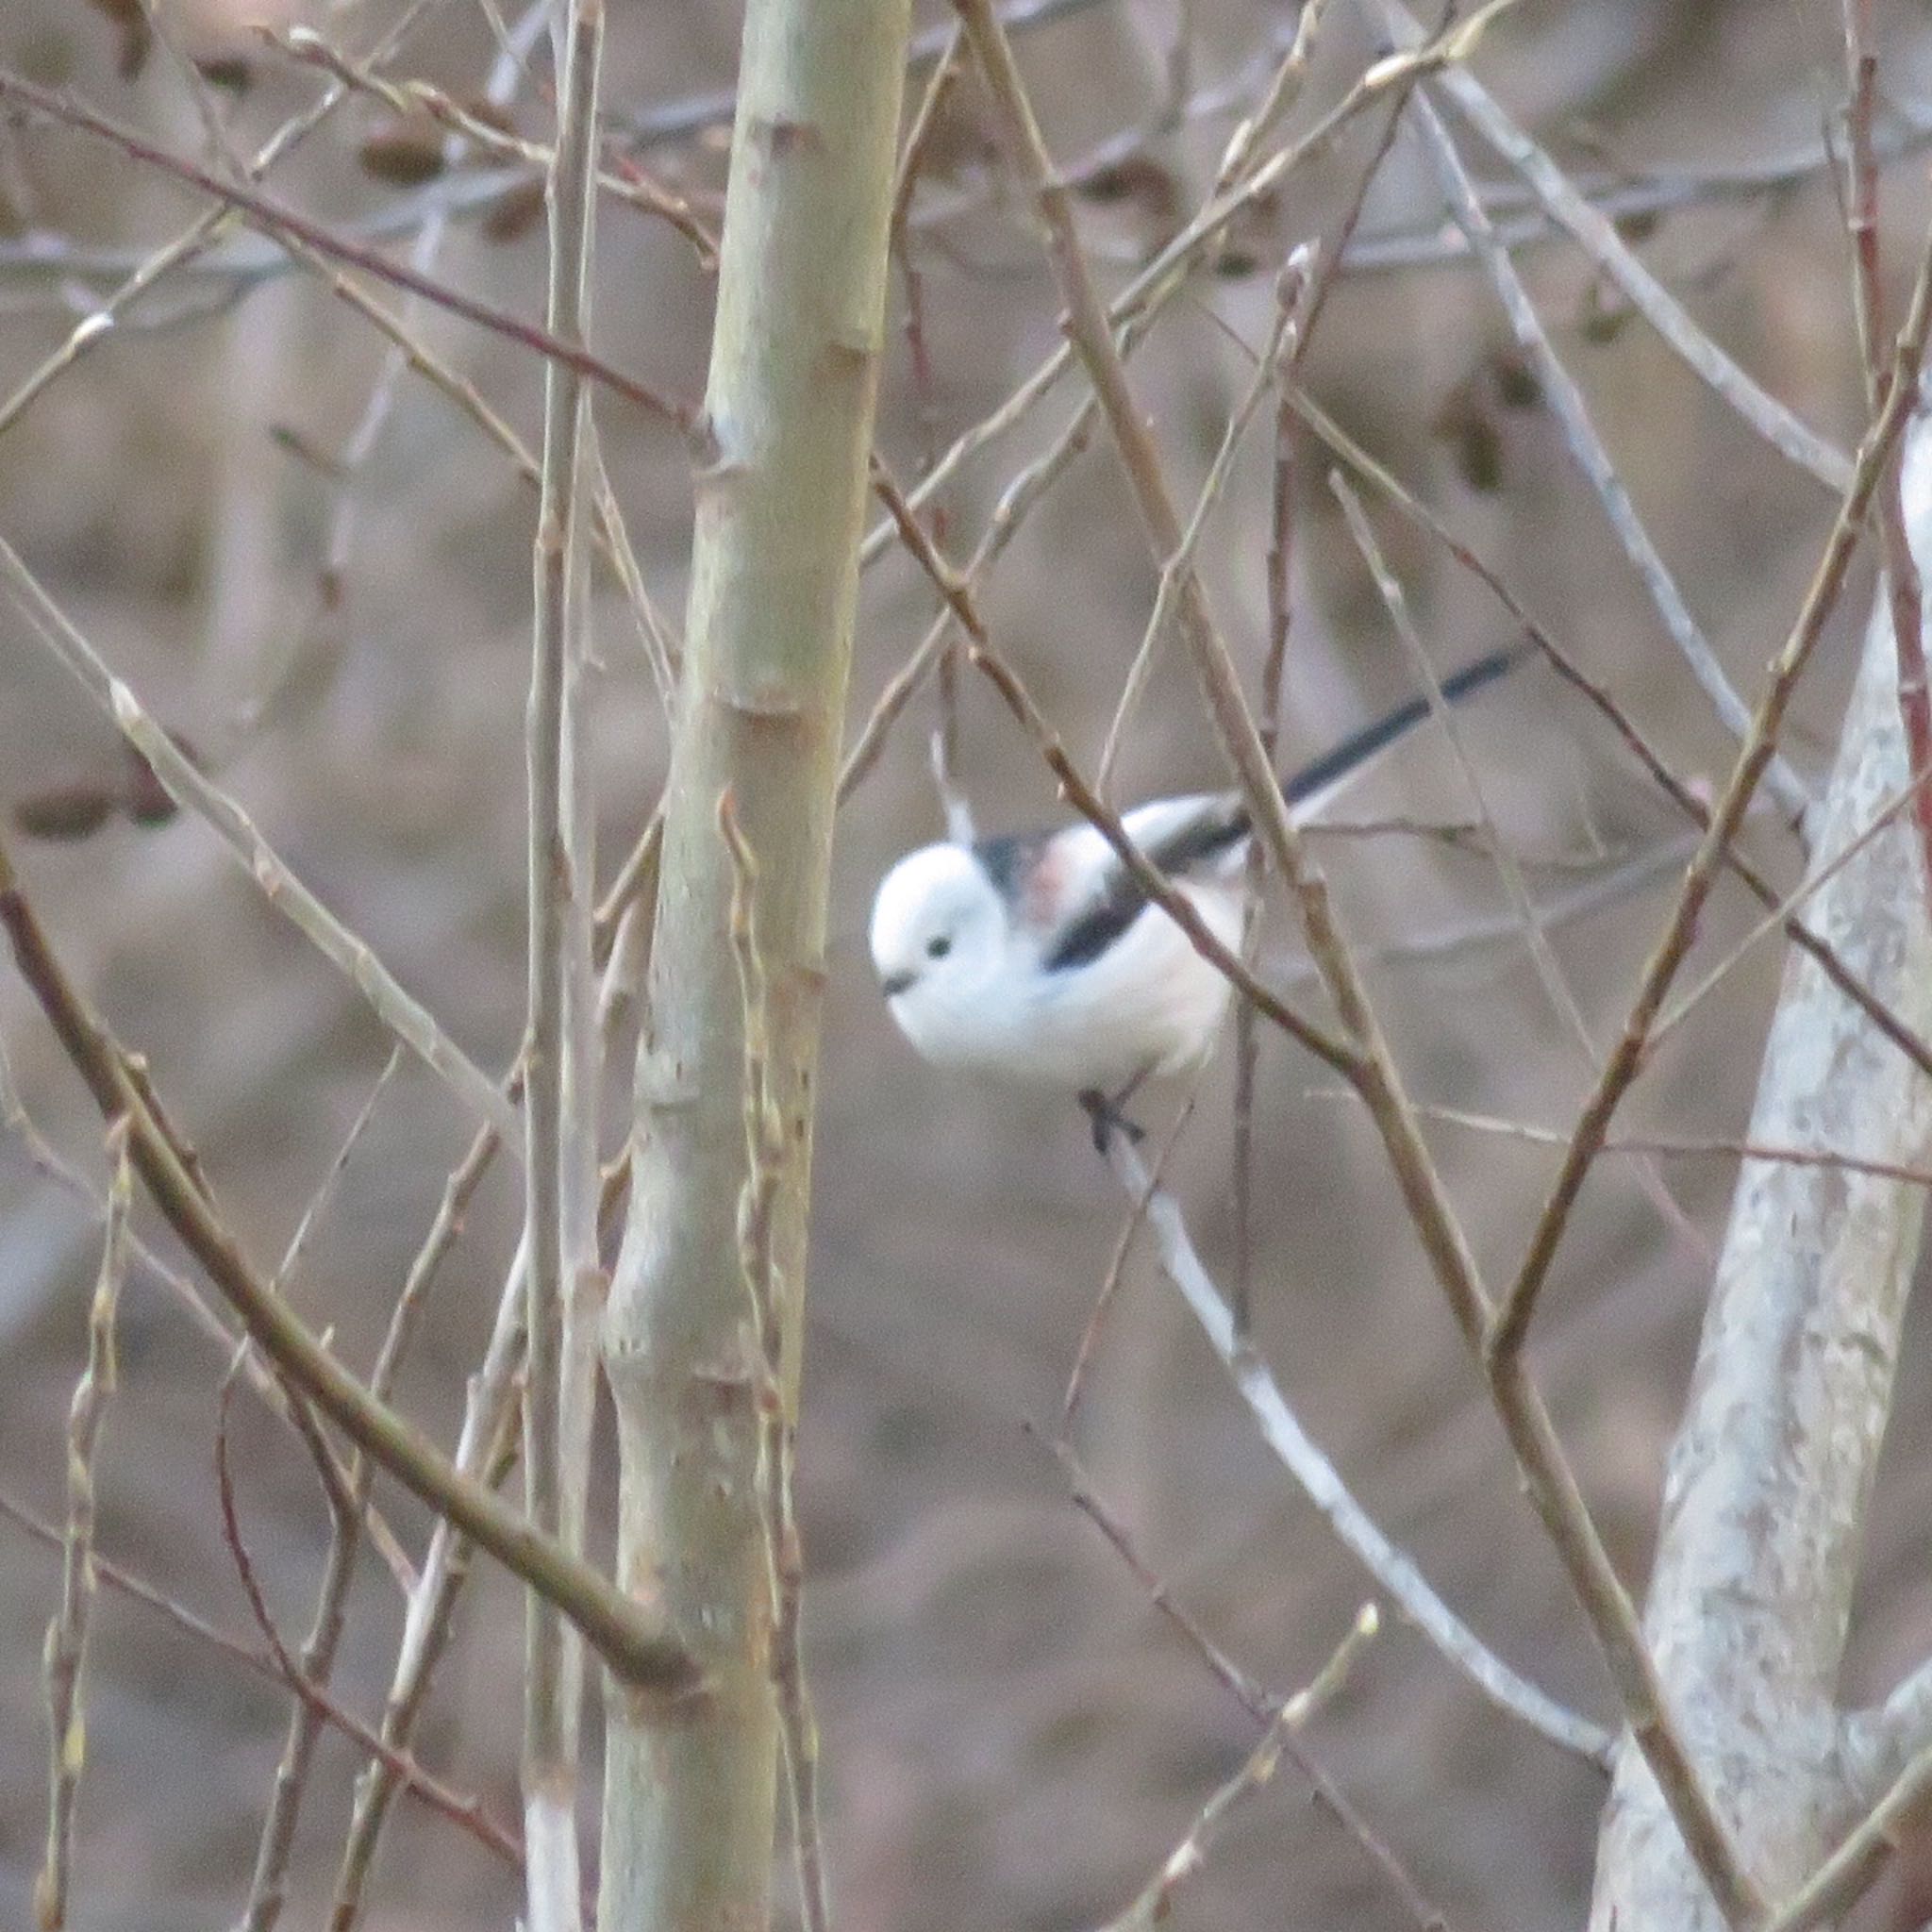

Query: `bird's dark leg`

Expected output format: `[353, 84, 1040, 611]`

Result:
[1078, 1072, 1150, 1156]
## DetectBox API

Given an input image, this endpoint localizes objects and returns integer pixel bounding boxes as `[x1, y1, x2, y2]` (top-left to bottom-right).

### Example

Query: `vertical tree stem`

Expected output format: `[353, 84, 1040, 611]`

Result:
[598, 0, 910, 1924]
[525, 2, 605, 1926]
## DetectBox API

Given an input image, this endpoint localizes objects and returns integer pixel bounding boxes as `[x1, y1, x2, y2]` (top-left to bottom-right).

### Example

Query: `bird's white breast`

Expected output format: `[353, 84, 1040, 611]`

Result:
[1018, 879, 1243, 1090]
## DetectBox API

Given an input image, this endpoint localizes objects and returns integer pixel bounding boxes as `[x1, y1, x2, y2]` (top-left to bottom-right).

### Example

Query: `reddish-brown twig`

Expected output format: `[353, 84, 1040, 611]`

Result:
[0, 1484, 522, 1874]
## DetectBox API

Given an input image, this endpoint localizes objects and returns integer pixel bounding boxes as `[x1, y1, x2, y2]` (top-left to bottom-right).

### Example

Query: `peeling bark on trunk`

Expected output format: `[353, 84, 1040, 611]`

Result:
[1589, 400, 1932, 1927]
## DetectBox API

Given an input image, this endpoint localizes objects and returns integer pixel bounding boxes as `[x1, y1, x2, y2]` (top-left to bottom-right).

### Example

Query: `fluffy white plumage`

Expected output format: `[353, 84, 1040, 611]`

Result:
[868, 645, 1523, 1101]
[869, 797, 1247, 1095]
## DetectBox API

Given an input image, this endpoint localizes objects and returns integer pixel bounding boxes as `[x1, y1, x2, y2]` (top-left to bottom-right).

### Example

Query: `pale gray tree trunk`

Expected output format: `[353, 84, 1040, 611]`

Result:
[596, 0, 910, 1925]
[1588, 394, 1932, 1926]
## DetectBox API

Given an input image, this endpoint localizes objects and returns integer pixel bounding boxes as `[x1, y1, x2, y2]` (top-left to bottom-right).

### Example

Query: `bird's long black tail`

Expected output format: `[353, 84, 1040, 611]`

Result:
[1280, 641, 1528, 813]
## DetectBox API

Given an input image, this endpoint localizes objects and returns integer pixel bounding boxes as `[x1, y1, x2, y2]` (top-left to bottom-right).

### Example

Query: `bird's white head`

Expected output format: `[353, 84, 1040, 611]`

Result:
[868, 841, 1010, 1064]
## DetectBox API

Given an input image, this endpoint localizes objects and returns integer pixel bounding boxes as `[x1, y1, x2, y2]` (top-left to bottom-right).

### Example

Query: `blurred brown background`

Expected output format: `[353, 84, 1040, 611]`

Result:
[3, 0, 1931, 1925]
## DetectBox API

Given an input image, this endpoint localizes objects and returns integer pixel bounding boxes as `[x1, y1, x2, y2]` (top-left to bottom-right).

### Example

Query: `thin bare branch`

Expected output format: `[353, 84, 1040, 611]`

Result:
[1331, 470, 1707, 1265]
[0, 1482, 525, 1875]
[1093, 1605, 1382, 1932]
[0, 834, 701, 1695]
[1211, 0, 1335, 191]
[1368, 0, 1852, 491]
[0, 535, 517, 1142]
[0, 69, 693, 429]
[862, 3, 1462, 571]
[1289, 383, 1932, 1086]
[32, 1129, 130, 1932]
[272, 6, 680, 730]
[1338, 107, 1932, 277]
[1587, 389, 1932, 1932]
[841, 386, 1107, 807]
[1655, 754, 1932, 1046]
[956, 2, 1758, 1906]
[274, 26, 716, 267]
[1489, 229, 1932, 1363]
[521, 2, 607, 1920]
[1038, 1434, 1454, 1930]
[1760, 1734, 1932, 1932]
[0, 0, 447, 440]
[11, 84, 1929, 305]
[1093, 1125, 1613, 1766]
[328, 1265, 526, 1932]
[1097, 255, 1306, 791]
[1391, 73, 1814, 833]
[1062, 1095, 1194, 1428]
[2, 1036, 230, 1352]
[1837, 0, 1932, 904]
[238, 1045, 407, 1932]
[1319, 1092, 1932, 1191]
[273, 1049, 403, 1291]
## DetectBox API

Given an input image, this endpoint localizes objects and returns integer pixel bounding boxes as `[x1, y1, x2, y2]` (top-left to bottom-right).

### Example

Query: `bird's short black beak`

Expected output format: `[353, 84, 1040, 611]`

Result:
[879, 969, 915, 999]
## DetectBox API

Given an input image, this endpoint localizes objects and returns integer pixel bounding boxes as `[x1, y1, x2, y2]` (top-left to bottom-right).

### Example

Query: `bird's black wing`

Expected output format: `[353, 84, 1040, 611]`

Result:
[1032, 641, 1527, 974]
[1040, 803, 1246, 973]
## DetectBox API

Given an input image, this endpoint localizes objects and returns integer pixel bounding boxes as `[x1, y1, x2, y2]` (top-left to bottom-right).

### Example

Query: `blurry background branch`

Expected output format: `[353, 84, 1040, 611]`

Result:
[8, 64, 1932, 308]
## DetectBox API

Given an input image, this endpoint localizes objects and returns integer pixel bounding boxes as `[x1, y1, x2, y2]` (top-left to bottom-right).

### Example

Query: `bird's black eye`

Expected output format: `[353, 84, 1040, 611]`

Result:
[925, 934, 952, 960]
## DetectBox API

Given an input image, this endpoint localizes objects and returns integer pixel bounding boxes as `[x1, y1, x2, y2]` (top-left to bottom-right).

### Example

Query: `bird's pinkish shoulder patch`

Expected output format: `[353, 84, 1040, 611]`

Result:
[1020, 839, 1070, 927]
[977, 830, 1067, 933]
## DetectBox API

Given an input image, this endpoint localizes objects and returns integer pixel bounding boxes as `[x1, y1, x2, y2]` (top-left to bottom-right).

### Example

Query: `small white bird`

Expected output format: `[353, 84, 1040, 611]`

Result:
[868, 646, 1521, 1124]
